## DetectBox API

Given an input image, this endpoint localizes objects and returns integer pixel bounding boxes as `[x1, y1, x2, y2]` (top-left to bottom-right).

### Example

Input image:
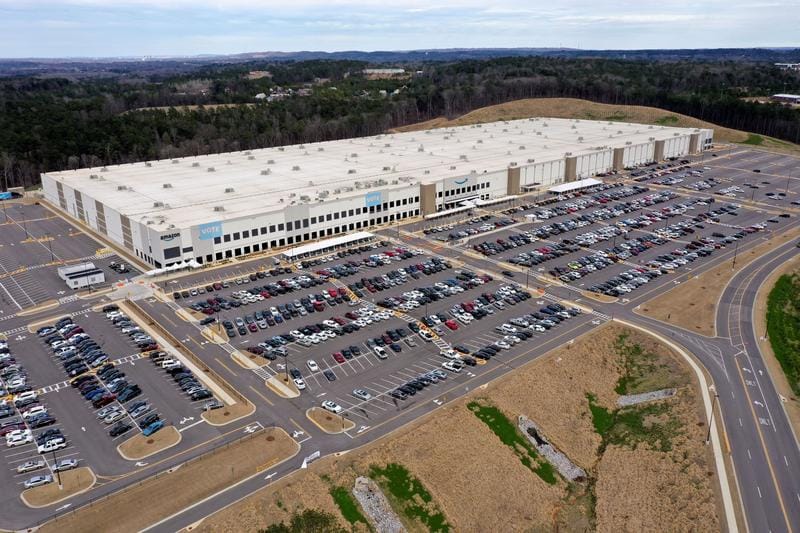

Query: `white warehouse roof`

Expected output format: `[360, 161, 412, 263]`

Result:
[43, 117, 706, 229]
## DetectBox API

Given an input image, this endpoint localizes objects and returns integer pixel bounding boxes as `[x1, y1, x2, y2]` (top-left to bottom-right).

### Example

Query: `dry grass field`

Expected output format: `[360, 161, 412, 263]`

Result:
[391, 98, 800, 156]
[38, 429, 298, 533]
[192, 323, 721, 533]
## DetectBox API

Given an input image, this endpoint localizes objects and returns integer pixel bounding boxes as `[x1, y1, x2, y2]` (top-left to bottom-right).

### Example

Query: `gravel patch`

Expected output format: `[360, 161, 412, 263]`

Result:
[352, 476, 406, 533]
[518, 415, 587, 482]
[617, 388, 677, 407]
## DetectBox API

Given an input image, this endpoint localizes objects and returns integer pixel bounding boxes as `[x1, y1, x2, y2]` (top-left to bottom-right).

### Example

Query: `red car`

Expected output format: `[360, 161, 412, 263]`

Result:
[332, 352, 345, 364]
[444, 319, 458, 331]
[248, 323, 258, 333]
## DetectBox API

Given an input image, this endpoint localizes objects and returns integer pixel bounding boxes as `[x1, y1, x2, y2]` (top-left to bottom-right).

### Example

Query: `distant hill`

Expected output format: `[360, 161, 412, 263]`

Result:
[2, 47, 800, 77]
[390, 98, 800, 156]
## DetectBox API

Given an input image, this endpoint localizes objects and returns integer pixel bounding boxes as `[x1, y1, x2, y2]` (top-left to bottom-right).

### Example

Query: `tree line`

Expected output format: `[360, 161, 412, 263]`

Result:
[1, 57, 799, 189]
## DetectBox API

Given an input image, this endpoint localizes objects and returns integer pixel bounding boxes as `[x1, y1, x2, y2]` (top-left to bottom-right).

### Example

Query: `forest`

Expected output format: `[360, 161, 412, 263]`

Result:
[1, 56, 799, 189]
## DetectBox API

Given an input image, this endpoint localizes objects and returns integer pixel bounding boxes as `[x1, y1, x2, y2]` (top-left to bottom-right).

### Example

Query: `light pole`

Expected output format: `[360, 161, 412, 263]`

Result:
[731, 239, 740, 270]
[21, 211, 29, 239]
[51, 449, 62, 489]
[706, 392, 719, 444]
[46, 232, 54, 263]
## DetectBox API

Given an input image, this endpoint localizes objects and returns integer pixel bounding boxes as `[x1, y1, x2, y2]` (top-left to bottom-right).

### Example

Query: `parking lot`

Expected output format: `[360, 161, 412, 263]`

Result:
[0, 306, 226, 509]
[170, 239, 605, 431]
[0, 203, 139, 312]
[450, 174, 795, 298]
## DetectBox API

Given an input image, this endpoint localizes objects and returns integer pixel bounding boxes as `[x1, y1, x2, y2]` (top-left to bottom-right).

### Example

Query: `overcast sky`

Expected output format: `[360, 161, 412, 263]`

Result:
[1, 0, 798, 58]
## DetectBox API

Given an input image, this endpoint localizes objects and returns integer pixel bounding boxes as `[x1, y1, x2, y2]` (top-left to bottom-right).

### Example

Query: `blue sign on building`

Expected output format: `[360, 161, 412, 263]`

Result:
[198, 221, 223, 241]
[0, 192, 11, 200]
[365, 191, 382, 207]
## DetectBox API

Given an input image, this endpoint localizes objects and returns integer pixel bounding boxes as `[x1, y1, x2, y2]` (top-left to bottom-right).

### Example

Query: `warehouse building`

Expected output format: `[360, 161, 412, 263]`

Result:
[41, 118, 713, 268]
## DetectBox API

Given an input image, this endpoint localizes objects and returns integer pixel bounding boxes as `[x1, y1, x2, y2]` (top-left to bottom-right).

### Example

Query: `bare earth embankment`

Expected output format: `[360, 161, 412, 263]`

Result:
[193, 323, 721, 533]
[391, 97, 800, 156]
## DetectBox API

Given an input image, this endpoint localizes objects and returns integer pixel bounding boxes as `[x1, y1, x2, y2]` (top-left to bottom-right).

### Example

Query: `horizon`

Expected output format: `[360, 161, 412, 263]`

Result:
[1, 0, 798, 58]
[4, 45, 800, 62]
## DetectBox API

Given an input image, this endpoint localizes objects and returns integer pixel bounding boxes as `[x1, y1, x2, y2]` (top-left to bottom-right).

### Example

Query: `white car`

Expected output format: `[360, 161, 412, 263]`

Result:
[321, 400, 343, 414]
[439, 349, 460, 360]
[37, 439, 67, 454]
[352, 389, 372, 401]
[306, 360, 319, 372]
[24, 475, 53, 489]
[442, 360, 463, 373]
[22, 406, 48, 420]
[12, 391, 37, 406]
[293, 378, 306, 390]
[418, 330, 434, 342]
[16, 459, 45, 474]
[53, 458, 79, 472]
[6, 430, 33, 448]
[373, 346, 388, 359]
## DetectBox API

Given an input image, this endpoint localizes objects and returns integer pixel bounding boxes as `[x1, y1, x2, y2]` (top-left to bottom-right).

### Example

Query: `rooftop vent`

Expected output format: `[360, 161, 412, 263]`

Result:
[100, 167, 108, 172]
[477, 139, 483, 144]
[509, 162, 518, 167]
[248, 155, 255, 160]
[317, 147, 324, 152]
[384, 143, 391, 148]
[292, 165, 300, 171]
[278, 147, 285, 151]
[192, 162, 200, 167]
[244, 151, 251, 156]
[117, 185, 128, 191]
[417, 145, 424, 152]
[348, 169, 357, 174]
[207, 167, 215, 172]
[213, 206, 225, 212]
[89, 174, 98, 180]
[350, 153, 358, 158]
[224, 187, 235, 193]
[565, 152, 573, 156]
[459, 155, 467, 161]
[145, 162, 152, 167]
[527, 158, 535, 163]
[449, 165, 457, 170]
[519, 145, 526, 150]
[261, 169, 271, 175]
[267, 159, 275, 164]
[171, 160, 179, 164]
[424, 170, 430, 174]
[625, 141, 633, 145]
[153, 201, 164, 208]
[577, 137, 584, 142]
[162, 183, 172, 188]
[382, 166, 391, 171]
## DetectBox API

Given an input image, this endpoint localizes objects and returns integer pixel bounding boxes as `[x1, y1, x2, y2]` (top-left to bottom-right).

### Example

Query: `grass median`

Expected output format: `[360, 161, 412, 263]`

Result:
[766, 271, 800, 395]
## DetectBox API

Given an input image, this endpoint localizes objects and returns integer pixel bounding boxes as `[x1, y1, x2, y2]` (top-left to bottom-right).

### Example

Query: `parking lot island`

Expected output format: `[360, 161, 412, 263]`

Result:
[21, 467, 97, 508]
[306, 407, 356, 434]
[117, 425, 182, 461]
[267, 375, 301, 399]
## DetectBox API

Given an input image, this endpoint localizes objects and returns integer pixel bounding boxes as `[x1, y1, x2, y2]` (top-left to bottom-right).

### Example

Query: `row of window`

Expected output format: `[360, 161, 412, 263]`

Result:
[212, 196, 421, 245]
[133, 208, 422, 268]
[438, 182, 490, 198]
[195, 209, 419, 265]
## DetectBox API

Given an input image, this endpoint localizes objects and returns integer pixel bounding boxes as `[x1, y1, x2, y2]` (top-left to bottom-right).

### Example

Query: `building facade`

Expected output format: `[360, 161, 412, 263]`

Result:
[42, 118, 713, 268]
